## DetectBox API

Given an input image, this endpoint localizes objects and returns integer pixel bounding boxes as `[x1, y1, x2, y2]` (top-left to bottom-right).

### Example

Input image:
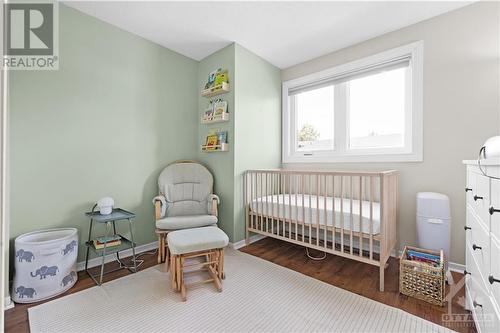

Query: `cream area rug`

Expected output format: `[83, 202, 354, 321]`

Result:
[29, 249, 453, 333]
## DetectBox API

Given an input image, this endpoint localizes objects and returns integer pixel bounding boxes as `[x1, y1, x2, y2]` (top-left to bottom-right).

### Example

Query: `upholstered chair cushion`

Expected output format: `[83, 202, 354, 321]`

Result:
[156, 215, 217, 231]
[158, 162, 213, 217]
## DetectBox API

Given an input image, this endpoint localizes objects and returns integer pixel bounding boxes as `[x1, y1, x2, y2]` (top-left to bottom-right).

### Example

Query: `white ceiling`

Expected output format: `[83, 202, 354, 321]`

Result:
[64, 1, 473, 69]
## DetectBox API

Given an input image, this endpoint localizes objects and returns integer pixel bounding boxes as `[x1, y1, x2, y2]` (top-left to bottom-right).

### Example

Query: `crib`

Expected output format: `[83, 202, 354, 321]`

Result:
[244, 169, 399, 291]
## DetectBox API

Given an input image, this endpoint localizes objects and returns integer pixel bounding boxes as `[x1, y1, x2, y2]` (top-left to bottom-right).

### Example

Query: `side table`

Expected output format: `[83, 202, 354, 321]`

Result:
[84, 208, 138, 285]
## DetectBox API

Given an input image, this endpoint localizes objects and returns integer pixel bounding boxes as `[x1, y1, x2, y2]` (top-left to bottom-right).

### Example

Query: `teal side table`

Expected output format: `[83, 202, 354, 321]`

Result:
[84, 208, 137, 285]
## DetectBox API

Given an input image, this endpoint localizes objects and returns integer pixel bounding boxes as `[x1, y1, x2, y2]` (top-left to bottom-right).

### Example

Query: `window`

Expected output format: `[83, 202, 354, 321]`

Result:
[283, 42, 423, 163]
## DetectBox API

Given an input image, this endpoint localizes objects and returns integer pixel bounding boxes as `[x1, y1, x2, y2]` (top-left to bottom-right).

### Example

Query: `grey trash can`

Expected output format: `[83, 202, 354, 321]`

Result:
[416, 192, 453, 283]
[11, 228, 78, 303]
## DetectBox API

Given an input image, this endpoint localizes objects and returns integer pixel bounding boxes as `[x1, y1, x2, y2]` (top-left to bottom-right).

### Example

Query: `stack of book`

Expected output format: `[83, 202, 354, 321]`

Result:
[93, 235, 121, 249]
[406, 249, 441, 267]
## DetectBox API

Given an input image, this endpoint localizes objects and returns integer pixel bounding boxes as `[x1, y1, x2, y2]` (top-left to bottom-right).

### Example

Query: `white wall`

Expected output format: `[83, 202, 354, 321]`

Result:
[281, 2, 500, 264]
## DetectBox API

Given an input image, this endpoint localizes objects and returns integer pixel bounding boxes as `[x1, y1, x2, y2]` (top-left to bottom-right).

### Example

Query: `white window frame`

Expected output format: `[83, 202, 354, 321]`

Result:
[282, 41, 423, 163]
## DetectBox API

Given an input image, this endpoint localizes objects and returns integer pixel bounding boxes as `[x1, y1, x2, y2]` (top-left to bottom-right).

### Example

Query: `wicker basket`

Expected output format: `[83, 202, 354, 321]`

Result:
[399, 246, 445, 306]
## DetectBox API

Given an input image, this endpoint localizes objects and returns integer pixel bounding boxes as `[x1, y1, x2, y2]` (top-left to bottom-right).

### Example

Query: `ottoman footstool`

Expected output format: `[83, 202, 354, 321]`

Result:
[167, 226, 229, 301]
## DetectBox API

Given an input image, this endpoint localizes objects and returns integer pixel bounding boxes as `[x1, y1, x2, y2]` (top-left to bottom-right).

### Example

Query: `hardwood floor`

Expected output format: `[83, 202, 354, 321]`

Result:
[240, 237, 476, 333]
[5, 238, 475, 332]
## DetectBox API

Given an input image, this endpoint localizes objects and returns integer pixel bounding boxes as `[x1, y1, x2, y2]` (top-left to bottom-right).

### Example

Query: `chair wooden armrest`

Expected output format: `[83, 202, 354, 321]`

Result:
[211, 197, 218, 217]
[154, 200, 162, 220]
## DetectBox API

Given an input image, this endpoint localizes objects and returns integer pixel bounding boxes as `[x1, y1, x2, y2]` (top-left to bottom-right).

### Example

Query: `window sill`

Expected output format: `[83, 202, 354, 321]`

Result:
[282, 152, 423, 163]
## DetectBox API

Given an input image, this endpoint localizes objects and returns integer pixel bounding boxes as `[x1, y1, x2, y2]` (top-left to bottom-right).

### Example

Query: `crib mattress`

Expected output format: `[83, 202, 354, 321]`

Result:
[250, 194, 380, 235]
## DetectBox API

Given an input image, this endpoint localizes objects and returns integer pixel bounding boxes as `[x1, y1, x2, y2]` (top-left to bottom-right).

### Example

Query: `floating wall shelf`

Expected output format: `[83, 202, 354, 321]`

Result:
[201, 82, 230, 98]
[201, 143, 229, 152]
[201, 113, 230, 124]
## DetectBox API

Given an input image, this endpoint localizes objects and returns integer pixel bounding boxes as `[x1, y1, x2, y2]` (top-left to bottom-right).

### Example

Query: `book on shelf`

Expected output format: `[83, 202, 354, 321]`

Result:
[93, 239, 121, 250]
[95, 235, 121, 244]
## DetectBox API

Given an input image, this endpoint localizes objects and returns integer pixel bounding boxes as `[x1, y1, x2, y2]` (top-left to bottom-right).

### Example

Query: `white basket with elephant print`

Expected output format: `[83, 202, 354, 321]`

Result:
[12, 228, 78, 303]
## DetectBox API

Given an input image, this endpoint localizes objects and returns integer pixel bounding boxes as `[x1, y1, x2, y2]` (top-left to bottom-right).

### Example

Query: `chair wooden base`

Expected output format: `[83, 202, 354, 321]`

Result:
[169, 248, 224, 302]
[156, 229, 169, 266]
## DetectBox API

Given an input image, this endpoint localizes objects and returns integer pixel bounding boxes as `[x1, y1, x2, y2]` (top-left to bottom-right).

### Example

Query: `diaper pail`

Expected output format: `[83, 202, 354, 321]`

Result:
[11, 228, 78, 303]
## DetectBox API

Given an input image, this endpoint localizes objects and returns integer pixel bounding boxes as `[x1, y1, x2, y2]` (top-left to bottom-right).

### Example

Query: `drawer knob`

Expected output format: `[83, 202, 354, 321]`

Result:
[489, 275, 500, 284]
[489, 207, 500, 215]
[472, 244, 482, 251]
[465, 188, 472, 192]
[474, 195, 484, 201]
[473, 300, 483, 308]
[464, 270, 471, 275]
[464, 226, 471, 231]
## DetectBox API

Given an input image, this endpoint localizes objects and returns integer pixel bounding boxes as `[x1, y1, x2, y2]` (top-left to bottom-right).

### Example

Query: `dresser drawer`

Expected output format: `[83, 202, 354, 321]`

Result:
[467, 281, 500, 333]
[466, 209, 491, 283]
[491, 178, 500, 241]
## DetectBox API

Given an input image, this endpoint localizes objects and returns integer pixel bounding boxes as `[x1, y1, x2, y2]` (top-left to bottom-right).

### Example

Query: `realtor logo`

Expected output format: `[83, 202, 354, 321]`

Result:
[3, 1, 59, 70]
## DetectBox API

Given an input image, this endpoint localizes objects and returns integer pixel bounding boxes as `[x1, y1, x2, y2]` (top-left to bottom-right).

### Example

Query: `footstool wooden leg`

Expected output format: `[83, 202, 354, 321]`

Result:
[165, 245, 170, 270]
[180, 257, 186, 301]
[157, 234, 162, 264]
[218, 249, 225, 279]
[175, 256, 181, 292]
[170, 254, 176, 290]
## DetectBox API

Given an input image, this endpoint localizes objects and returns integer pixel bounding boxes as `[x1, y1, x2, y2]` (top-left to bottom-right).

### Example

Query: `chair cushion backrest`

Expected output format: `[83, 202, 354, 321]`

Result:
[158, 162, 213, 217]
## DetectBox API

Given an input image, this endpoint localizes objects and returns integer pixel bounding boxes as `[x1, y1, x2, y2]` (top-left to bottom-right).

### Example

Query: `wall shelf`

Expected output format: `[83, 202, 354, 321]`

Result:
[201, 143, 229, 152]
[201, 82, 230, 98]
[201, 113, 229, 124]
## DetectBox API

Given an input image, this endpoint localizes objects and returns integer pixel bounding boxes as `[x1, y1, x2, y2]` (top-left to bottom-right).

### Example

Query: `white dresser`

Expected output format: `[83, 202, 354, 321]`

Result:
[464, 159, 500, 333]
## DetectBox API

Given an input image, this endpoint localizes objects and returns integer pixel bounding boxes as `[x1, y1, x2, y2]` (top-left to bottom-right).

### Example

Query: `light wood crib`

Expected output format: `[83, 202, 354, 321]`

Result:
[244, 169, 399, 291]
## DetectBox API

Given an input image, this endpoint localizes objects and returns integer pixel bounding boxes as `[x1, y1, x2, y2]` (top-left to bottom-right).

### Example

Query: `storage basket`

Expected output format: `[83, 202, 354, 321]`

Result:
[399, 246, 445, 306]
[11, 228, 78, 303]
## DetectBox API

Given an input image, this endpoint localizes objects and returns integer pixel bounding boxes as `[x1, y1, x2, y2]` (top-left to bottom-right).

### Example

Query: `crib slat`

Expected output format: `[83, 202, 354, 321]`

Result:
[294, 175, 299, 240]
[301, 174, 305, 243]
[288, 173, 292, 240]
[260, 172, 266, 231]
[316, 174, 320, 246]
[350, 176, 353, 255]
[324, 174, 327, 250]
[265, 172, 269, 233]
[251, 172, 255, 230]
[340, 176, 344, 253]
[309, 174, 312, 245]
[271, 173, 275, 235]
[332, 175, 336, 251]
[359, 176, 363, 258]
[370, 176, 374, 261]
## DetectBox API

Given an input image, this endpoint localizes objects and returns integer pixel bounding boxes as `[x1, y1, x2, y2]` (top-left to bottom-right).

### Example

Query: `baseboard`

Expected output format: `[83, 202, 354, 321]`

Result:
[74, 236, 468, 274]
[448, 261, 465, 273]
[76, 241, 158, 272]
[230, 234, 267, 250]
[4, 296, 14, 310]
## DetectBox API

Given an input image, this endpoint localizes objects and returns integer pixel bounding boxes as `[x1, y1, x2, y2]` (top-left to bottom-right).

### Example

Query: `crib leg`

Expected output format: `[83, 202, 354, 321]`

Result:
[379, 265, 385, 292]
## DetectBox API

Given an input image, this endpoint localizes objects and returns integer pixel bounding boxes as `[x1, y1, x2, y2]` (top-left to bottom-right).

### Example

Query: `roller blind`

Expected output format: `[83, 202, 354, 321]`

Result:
[288, 56, 410, 96]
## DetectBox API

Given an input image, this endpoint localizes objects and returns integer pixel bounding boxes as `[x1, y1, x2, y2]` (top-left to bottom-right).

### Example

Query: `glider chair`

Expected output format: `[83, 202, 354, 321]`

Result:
[153, 160, 220, 265]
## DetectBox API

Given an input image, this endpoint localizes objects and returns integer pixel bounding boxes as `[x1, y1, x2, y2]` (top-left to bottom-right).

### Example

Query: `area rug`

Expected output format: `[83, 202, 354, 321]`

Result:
[29, 249, 452, 333]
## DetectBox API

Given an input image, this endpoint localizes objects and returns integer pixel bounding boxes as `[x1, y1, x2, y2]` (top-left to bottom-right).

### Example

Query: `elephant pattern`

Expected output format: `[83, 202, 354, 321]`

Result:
[62, 240, 77, 256]
[61, 271, 77, 287]
[16, 249, 35, 262]
[15, 286, 36, 298]
[31, 265, 59, 279]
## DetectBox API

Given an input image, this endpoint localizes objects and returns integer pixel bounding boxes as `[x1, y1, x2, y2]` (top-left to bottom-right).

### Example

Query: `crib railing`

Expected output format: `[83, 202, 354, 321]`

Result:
[244, 169, 398, 290]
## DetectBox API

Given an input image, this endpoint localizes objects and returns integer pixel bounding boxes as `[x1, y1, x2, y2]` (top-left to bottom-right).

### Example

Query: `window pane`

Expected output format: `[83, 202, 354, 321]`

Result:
[348, 67, 406, 149]
[295, 86, 334, 152]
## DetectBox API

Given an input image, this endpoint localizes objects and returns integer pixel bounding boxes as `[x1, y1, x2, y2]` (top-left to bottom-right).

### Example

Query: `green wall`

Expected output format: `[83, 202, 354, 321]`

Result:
[8, 5, 281, 288]
[197, 44, 281, 242]
[197, 44, 236, 240]
[8, 4, 199, 265]
[233, 45, 281, 241]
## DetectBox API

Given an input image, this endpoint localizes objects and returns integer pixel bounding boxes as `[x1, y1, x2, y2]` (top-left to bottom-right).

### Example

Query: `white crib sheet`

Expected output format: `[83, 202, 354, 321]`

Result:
[250, 194, 380, 235]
